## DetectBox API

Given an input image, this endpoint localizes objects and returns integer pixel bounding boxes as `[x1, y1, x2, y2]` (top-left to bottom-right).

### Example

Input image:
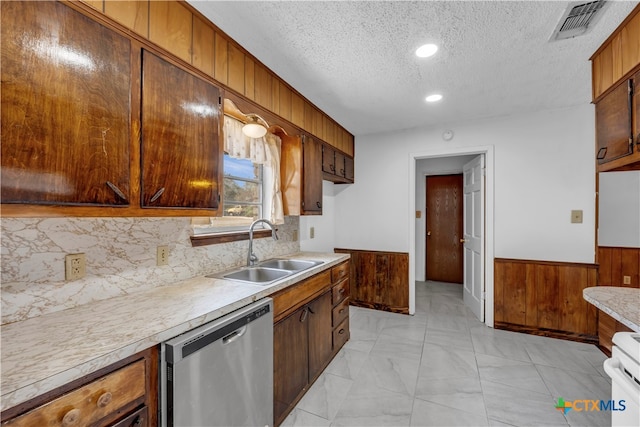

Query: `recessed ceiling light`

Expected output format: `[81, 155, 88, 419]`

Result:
[425, 94, 443, 103]
[415, 43, 438, 58]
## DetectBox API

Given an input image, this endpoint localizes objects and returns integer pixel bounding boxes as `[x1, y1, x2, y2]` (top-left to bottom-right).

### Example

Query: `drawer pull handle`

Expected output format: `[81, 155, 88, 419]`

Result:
[62, 408, 81, 427]
[339, 288, 345, 294]
[338, 328, 346, 335]
[97, 391, 113, 408]
[339, 309, 345, 314]
[150, 187, 165, 203]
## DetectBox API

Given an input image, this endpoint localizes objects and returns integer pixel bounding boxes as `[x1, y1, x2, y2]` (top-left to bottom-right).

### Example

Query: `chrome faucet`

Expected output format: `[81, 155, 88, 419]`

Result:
[247, 219, 278, 266]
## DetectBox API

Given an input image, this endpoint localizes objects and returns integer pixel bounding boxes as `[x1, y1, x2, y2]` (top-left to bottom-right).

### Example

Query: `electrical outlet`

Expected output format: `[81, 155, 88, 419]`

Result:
[623, 276, 631, 285]
[157, 245, 169, 266]
[65, 253, 86, 281]
[292, 229, 299, 241]
[310, 227, 315, 239]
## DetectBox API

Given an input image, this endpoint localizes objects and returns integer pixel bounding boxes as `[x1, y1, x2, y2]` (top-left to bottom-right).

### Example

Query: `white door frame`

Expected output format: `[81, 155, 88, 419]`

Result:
[408, 145, 495, 327]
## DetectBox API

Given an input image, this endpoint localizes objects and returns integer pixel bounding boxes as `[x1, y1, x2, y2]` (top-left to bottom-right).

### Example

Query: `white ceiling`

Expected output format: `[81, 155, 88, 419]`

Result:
[188, 1, 638, 136]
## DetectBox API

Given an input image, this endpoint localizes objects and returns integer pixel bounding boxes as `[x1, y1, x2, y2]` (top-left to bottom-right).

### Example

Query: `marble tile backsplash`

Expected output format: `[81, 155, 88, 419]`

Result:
[1, 216, 300, 325]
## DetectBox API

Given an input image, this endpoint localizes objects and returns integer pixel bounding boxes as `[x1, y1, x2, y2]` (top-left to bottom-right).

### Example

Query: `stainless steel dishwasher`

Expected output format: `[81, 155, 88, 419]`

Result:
[161, 298, 273, 427]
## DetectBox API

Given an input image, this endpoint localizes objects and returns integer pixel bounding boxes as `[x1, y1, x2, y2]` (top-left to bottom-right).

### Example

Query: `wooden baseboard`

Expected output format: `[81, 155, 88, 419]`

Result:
[494, 321, 599, 345]
[349, 300, 409, 314]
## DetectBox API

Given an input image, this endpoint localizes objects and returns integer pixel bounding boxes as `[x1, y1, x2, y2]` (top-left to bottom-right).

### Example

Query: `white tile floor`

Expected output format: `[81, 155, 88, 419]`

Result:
[282, 281, 611, 427]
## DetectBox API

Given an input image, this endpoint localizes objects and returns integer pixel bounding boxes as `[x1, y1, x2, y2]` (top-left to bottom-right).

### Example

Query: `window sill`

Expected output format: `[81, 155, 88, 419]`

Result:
[190, 229, 276, 247]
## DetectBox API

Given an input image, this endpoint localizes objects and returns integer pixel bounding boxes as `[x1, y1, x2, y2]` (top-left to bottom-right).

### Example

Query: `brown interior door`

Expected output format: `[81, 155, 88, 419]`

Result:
[426, 174, 464, 283]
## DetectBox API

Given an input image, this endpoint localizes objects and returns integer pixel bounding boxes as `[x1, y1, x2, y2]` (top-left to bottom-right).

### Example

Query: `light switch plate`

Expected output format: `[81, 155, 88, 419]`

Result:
[623, 276, 631, 285]
[571, 210, 583, 223]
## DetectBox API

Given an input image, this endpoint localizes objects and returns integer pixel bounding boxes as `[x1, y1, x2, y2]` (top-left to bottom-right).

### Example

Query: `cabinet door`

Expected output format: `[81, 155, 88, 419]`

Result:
[302, 136, 323, 214]
[1, 1, 131, 205]
[344, 156, 355, 182]
[322, 144, 336, 174]
[335, 151, 346, 178]
[307, 291, 333, 380]
[273, 307, 308, 425]
[596, 79, 633, 164]
[634, 70, 640, 150]
[141, 50, 221, 209]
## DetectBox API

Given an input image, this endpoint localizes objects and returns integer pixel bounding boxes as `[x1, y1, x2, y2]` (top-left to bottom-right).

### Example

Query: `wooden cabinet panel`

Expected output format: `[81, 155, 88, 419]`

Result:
[344, 156, 355, 182]
[335, 249, 409, 314]
[291, 93, 305, 128]
[308, 291, 333, 380]
[244, 56, 255, 101]
[634, 69, 640, 154]
[272, 270, 331, 322]
[323, 116, 336, 147]
[332, 297, 349, 327]
[621, 11, 640, 77]
[104, 1, 149, 37]
[214, 32, 228, 85]
[333, 317, 350, 351]
[279, 82, 292, 121]
[271, 77, 280, 116]
[596, 79, 634, 165]
[558, 267, 597, 335]
[82, 0, 103, 11]
[273, 309, 308, 426]
[331, 262, 349, 284]
[302, 136, 323, 214]
[149, 1, 192, 63]
[1, 1, 131, 206]
[227, 43, 245, 93]
[322, 145, 336, 174]
[140, 51, 221, 209]
[254, 64, 272, 110]
[192, 16, 214, 77]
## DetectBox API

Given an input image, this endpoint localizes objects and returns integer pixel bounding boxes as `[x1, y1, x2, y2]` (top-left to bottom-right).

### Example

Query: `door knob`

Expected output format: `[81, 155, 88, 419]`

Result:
[460, 239, 466, 243]
[427, 231, 431, 236]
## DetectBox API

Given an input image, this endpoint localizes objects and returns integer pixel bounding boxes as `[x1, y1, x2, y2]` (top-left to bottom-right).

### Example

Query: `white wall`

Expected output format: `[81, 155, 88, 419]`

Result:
[300, 180, 338, 252]
[598, 171, 640, 247]
[414, 155, 476, 281]
[335, 104, 597, 264]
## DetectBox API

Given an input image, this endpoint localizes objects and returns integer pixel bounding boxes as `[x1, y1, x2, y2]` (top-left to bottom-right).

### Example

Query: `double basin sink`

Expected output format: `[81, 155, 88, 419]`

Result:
[209, 259, 324, 286]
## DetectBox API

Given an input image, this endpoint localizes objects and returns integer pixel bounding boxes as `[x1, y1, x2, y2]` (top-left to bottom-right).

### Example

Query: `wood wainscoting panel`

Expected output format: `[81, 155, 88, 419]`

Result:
[596, 246, 640, 353]
[494, 258, 598, 343]
[334, 248, 409, 314]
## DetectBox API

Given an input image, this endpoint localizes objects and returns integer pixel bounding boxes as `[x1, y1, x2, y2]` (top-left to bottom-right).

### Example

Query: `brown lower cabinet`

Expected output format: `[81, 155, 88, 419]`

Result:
[0, 347, 158, 427]
[273, 262, 351, 426]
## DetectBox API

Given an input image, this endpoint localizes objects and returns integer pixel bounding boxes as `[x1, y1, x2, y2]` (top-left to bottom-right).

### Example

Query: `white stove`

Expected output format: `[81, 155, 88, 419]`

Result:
[604, 332, 640, 427]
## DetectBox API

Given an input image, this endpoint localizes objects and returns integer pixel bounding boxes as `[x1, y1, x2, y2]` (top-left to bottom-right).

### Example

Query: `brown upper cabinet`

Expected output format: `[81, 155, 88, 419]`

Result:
[1, 1, 132, 206]
[322, 144, 354, 184]
[279, 133, 323, 215]
[141, 51, 222, 209]
[591, 4, 640, 171]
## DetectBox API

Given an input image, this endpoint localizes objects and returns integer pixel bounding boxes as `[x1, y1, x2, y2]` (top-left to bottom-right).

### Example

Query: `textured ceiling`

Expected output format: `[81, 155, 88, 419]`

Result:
[188, 1, 638, 136]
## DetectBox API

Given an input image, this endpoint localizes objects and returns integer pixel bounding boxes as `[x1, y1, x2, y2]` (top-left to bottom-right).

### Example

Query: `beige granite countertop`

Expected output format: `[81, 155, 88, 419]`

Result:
[583, 286, 640, 333]
[0, 251, 349, 411]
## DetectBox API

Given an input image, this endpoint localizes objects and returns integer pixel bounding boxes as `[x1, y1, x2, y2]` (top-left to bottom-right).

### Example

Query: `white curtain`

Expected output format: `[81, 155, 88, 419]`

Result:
[223, 115, 284, 225]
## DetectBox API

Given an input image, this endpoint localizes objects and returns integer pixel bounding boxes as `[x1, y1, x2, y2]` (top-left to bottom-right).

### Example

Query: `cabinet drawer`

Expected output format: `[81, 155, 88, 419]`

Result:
[273, 270, 331, 322]
[332, 297, 349, 327]
[331, 261, 349, 283]
[4, 360, 146, 427]
[333, 317, 350, 351]
[112, 405, 148, 427]
[331, 277, 349, 306]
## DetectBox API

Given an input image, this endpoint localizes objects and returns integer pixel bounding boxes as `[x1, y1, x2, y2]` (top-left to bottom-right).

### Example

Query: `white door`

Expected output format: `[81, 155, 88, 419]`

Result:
[462, 155, 485, 321]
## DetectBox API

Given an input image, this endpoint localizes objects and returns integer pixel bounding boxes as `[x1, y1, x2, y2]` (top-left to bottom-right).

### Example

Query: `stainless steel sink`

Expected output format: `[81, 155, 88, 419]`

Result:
[258, 259, 323, 271]
[221, 267, 291, 285]
[207, 259, 324, 285]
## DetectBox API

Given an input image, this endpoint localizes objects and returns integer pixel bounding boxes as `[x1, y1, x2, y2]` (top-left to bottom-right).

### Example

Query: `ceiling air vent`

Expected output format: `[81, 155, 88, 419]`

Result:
[550, 1, 608, 41]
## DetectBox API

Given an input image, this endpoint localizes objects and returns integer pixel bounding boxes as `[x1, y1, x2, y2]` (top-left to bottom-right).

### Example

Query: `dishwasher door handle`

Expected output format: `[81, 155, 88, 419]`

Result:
[222, 325, 247, 345]
[604, 357, 640, 398]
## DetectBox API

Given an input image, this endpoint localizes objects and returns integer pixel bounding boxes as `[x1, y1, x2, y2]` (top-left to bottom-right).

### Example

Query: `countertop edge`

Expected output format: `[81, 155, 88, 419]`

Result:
[0, 252, 350, 411]
[583, 286, 640, 333]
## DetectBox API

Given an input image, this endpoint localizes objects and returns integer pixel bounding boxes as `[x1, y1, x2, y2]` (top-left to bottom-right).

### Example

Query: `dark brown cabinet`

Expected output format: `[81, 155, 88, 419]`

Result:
[141, 50, 222, 209]
[279, 133, 323, 215]
[273, 290, 332, 426]
[595, 73, 640, 170]
[322, 144, 354, 183]
[335, 249, 409, 314]
[1, 1, 131, 206]
[271, 264, 350, 426]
